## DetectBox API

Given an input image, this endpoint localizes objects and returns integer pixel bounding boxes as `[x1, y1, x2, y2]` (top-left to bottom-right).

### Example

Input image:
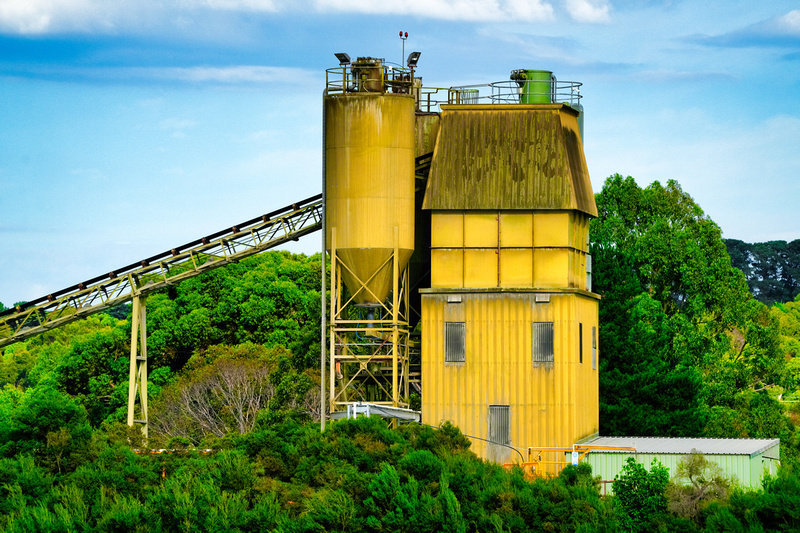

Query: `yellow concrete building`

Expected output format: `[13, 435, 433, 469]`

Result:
[420, 103, 600, 464]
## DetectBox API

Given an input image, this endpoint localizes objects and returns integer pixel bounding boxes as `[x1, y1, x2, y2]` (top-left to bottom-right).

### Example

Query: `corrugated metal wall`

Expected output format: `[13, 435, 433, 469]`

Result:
[419, 102, 599, 466]
[584, 446, 781, 489]
[421, 292, 599, 464]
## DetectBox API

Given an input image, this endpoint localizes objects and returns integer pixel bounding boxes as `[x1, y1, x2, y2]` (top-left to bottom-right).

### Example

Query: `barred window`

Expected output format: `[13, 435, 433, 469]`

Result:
[579, 323, 583, 364]
[445, 322, 466, 363]
[489, 405, 511, 446]
[532, 322, 554, 365]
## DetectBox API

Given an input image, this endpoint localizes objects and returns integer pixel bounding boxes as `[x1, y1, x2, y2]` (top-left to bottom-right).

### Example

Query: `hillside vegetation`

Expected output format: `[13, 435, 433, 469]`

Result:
[725, 239, 800, 305]
[591, 175, 797, 447]
[2, 174, 800, 531]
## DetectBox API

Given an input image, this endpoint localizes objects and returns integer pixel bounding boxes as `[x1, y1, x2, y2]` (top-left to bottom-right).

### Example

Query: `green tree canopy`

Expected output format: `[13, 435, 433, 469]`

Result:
[591, 175, 783, 437]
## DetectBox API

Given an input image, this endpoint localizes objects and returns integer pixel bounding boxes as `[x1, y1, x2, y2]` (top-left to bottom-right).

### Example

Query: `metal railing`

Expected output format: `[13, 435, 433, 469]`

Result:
[416, 80, 582, 113]
[490, 79, 582, 106]
[0, 194, 323, 348]
[325, 61, 581, 114]
[326, 62, 416, 95]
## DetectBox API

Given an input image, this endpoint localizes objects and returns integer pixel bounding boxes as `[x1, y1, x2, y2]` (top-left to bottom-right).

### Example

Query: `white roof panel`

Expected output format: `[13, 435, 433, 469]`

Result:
[584, 436, 779, 457]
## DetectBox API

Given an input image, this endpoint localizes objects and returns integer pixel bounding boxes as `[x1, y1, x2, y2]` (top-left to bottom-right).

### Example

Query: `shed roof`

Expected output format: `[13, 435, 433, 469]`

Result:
[422, 104, 597, 216]
[584, 436, 780, 458]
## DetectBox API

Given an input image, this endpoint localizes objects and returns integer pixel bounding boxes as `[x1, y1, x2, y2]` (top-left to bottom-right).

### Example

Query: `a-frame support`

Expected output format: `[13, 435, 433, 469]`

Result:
[328, 227, 411, 418]
[127, 294, 148, 438]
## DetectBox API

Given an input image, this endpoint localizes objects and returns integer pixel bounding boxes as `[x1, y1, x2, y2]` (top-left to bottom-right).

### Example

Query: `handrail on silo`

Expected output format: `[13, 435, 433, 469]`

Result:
[324, 62, 583, 112]
[325, 62, 415, 96]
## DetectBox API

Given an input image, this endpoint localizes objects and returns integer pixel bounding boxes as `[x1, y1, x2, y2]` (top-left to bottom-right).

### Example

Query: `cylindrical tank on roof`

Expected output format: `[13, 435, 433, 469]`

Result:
[511, 69, 555, 104]
[324, 90, 415, 304]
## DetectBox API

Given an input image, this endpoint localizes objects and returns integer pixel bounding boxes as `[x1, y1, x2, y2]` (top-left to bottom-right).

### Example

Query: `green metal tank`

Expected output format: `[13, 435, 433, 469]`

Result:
[511, 69, 555, 104]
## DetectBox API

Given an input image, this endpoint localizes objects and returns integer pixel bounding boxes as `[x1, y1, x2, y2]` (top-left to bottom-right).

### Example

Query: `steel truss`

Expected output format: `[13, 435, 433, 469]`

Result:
[0, 194, 322, 436]
[328, 227, 411, 415]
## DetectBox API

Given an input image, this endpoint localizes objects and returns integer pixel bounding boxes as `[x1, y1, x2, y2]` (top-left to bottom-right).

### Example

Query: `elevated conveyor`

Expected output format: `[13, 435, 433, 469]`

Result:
[0, 194, 322, 348]
[0, 193, 322, 437]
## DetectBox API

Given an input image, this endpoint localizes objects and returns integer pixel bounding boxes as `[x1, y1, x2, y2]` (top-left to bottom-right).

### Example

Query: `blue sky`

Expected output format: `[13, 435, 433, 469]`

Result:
[1, 0, 799, 306]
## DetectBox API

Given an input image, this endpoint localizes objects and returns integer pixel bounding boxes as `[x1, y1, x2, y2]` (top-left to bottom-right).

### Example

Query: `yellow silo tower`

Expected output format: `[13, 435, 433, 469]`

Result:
[323, 56, 417, 415]
[419, 72, 599, 467]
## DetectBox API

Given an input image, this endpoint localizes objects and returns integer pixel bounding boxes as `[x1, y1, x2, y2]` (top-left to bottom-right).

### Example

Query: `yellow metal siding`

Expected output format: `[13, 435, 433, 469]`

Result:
[500, 213, 533, 247]
[499, 249, 533, 287]
[534, 212, 570, 247]
[464, 249, 497, 287]
[325, 93, 416, 303]
[533, 249, 569, 288]
[422, 104, 597, 216]
[464, 213, 498, 247]
[421, 292, 599, 465]
[431, 249, 463, 288]
[430, 210, 591, 290]
[570, 212, 590, 251]
[431, 213, 463, 248]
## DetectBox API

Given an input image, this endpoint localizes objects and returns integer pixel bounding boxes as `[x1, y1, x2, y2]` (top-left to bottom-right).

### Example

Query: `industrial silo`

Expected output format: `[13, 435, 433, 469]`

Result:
[324, 56, 417, 415]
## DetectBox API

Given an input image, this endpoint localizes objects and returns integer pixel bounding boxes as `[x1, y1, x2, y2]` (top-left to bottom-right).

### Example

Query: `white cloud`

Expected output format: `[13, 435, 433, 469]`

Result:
[0, 0, 557, 33]
[0, 0, 144, 34]
[563, 0, 609, 23]
[314, 0, 554, 22]
[778, 9, 800, 34]
[0, 0, 90, 33]
[691, 9, 800, 48]
[182, 0, 280, 10]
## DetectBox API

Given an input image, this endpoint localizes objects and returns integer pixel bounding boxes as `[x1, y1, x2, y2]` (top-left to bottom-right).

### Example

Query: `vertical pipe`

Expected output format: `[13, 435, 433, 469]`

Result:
[392, 226, 399, 408]
[329, 227, 337, 414]
[403, 266, 409, 402]
[321, 90, 327, 432]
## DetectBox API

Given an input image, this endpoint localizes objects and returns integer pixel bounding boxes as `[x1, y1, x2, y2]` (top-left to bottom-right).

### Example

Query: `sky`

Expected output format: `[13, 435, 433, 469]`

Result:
[1, 0, 799, 306]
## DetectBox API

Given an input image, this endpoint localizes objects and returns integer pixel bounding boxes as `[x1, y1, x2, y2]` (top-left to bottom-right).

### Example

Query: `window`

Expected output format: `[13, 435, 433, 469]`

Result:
[586, 254, 593, 292]
[592, 326, 597, 370]
[445, 322, 466, 362]
[532, 322, 554, 365]
[579, 323, 583, 364]
[489, 405, 511, 446]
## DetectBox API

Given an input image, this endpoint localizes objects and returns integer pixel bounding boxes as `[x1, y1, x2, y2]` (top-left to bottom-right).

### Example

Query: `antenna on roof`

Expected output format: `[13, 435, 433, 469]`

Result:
[399, 31, 408, 66]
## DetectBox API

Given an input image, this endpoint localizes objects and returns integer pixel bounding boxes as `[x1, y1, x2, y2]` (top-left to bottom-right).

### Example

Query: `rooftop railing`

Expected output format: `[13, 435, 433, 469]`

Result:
[325, 62, 582, 114]
[416, 80, 582, 112]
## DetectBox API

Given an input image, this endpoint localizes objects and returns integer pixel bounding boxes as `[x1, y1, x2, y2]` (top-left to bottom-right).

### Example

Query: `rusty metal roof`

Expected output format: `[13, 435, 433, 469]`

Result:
[422, 104, 597, 216]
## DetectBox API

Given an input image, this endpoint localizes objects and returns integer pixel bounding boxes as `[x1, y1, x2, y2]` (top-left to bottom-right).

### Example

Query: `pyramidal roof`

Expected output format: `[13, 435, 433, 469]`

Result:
[422, 103, 597, 216]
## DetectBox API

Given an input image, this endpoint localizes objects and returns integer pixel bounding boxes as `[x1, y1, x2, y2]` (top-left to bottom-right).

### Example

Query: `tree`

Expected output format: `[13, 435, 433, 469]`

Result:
[591, 175, 784, 437]
[5, 384, 94, 474]
[613, 457, 670, 532]
[666, 451, 732, 524]
[725, 239, 800, 305]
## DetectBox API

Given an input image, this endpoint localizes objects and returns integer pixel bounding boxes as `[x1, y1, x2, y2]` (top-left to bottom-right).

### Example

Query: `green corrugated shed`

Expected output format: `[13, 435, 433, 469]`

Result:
[583, 436, 780, 489]
[422, 103, 596, 216]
